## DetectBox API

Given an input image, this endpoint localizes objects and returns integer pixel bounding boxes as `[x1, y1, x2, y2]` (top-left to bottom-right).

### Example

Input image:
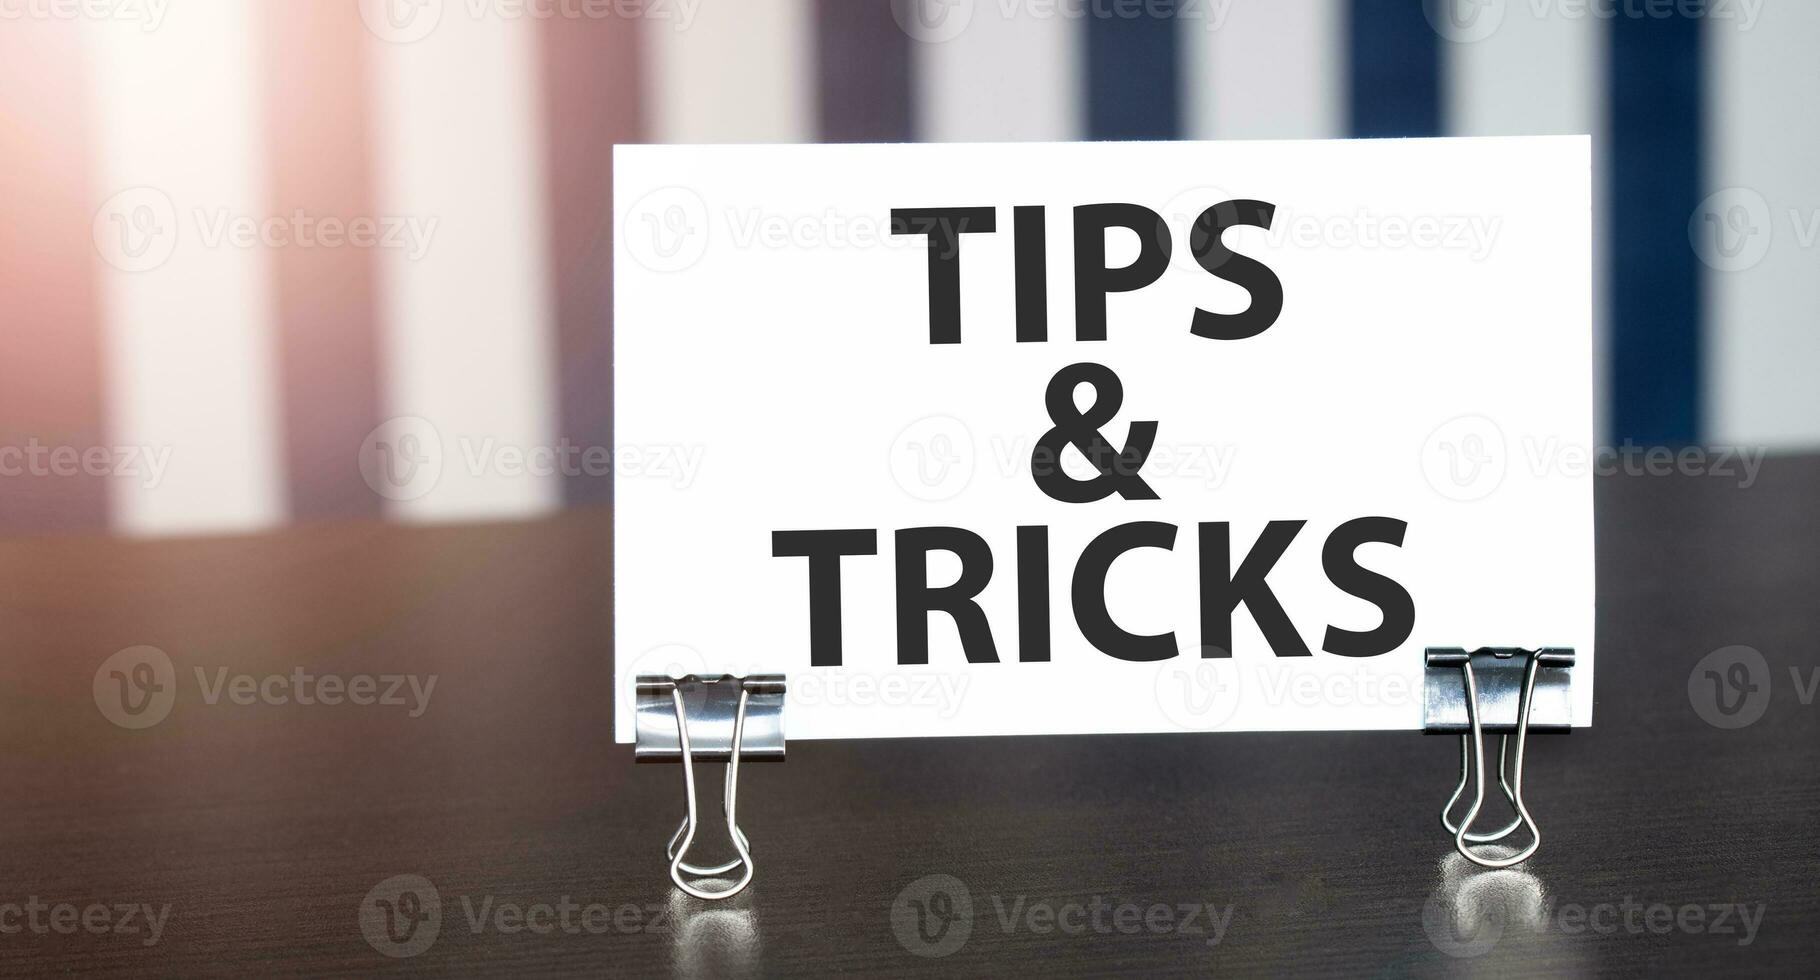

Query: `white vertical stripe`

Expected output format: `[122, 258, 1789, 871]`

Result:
[86, 0, 284, 535]
[1183, 0, 1343, 140]
[1706, 4, 1820, 448]
[647, 0, 812, 142]
[1444, 4, 1599, 136]
[368, 13, 560, 521]
[1443, 7, 1604, 438]
[913, 2, 1080, 142]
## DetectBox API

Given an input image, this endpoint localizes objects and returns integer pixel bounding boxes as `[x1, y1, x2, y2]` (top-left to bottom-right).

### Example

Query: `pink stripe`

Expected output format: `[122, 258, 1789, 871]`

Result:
[260, 2, 386, 521]
[0, 24, 109, 532]
[540, 16, 643, 506]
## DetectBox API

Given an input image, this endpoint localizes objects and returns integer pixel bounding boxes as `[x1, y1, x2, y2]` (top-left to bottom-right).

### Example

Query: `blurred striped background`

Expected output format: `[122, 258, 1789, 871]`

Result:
[0, 0, 1811, 537]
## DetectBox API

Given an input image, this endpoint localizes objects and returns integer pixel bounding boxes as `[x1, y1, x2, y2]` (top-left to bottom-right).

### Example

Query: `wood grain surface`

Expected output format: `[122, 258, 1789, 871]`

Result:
[1, 457, 1815, 977]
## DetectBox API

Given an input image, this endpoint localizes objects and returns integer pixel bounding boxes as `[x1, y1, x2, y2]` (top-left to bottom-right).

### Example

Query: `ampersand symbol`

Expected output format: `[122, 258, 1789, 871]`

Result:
[1032, 362, 1159, 503]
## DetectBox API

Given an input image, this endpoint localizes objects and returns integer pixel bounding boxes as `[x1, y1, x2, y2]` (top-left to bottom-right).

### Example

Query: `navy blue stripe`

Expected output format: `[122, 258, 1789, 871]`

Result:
[1608, 13, 1703, 446]
[1084, 0, 1179, 140]
[1348, 0, 1440, 137]
[815, 0, 913, 141]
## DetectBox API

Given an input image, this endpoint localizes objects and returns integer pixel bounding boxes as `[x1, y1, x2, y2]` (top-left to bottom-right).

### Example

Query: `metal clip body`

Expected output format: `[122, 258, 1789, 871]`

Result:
[1424, 648, 1574, 869]
[635, 674, 785, 899]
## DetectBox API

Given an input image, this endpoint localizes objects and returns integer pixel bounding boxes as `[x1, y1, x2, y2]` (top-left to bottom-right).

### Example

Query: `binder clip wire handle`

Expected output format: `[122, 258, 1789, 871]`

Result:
[667, 684, 755, 900]
[1425, 647, 1574, 870]
[635, 673, 784, 901]
[1441, 733, 1523, 843]
[1449, 653, 1541, 868]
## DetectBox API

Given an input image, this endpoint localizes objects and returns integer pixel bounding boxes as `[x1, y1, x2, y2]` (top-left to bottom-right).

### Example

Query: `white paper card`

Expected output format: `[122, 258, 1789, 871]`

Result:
[613, 136, 1594, 741]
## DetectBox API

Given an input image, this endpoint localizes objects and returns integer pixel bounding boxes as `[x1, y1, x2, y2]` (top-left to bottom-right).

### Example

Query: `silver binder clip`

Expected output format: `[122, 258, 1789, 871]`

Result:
[1424, 647, 1574, 869]
[635, 674, 785, 900]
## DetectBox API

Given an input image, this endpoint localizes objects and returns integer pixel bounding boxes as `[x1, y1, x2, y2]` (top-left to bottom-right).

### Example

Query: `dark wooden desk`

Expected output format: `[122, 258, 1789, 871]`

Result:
[2, 457, 1816, 977]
